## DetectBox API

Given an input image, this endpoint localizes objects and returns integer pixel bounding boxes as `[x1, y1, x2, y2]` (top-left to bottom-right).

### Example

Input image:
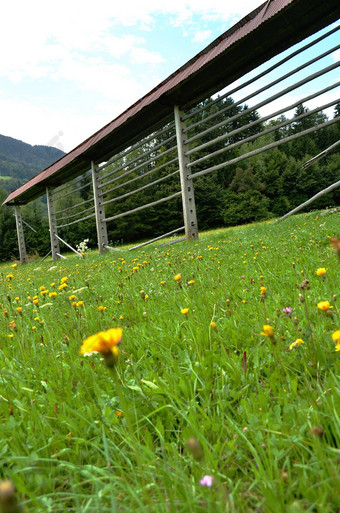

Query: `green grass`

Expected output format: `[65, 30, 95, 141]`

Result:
[0, 211, 339, 512]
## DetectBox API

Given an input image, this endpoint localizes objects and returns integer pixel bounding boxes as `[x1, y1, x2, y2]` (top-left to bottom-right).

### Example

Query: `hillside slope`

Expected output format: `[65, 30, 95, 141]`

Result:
[0, 134, 65, 193]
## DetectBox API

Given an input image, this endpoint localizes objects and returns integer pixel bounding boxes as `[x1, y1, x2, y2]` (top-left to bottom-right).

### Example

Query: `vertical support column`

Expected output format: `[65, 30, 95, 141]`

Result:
[174, 105, 199, 240]
[91, 161, 108, 254]
[14, 205, 28, 264]
[46, 187, 60, 261]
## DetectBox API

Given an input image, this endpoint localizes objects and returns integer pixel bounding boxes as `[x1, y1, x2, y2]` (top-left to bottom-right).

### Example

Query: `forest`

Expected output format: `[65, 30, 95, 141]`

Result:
[0, 99, 339, 262]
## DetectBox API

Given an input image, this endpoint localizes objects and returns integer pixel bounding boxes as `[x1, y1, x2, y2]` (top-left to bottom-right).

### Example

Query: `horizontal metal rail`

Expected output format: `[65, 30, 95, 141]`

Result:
[184, 43, 340, 134]
[183, 24, 340, 121]
[100, 135, 177, 184]
[104, 191, 181, 223]
[56, 211, 96, 229]
[103, 156, 179, 197]
[302, 139, 340, 169]
[189, 116, 340, 180]
[54, 195, 94, 215]
[52, 170, 91, 195]
[185, 60, 340, 146]
[102, 146, 177, 187]
[56, 203, 95, 222]
[188, 98, 339, 169]
[102, 169, 180, 206]
[186, 80, 340, 160]
[53, 178, 93, 201]
[129, 226, 185, 251]
[95, 121, 175, 172]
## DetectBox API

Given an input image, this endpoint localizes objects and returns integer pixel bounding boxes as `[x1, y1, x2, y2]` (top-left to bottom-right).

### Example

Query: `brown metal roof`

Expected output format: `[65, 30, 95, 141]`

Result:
[4, 0, 340, 205]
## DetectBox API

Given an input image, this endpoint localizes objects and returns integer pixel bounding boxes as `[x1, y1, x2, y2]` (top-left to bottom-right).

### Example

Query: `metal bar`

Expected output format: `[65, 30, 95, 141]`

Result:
[184, 43, 340, 133]
[39, 249, 52, 263]
[53, 177, 93, 201]
[12, 214, 38, 233]
[102, 154, 178, 191]
[276, 179, 340, 223]
[46, 187, 60, 261]
[95, 121, 175, 172]
[56, 204, 95, 222]
[54, 234, 83, 257]
[56, 212, 96, 229]
[14, 205, 28, 264]
[159, 237, 186, 247]
[190, 117, 340, 180]
[128, 226, 185, 250]
[174, 105, 199, 240]
[103, 157, 178, 197]
[185, 60, 340, 145]
[188, 97, 339, 169]
[182, 24, 340, 121]
[56, 252, 67, 260]
[302, 139, 340, 169]
[91, 161, 108, 254]
[186, 82, 340, 160]
[54, 195, 94, 215]
[102, 169, 179, 206]
[101, 138, 177, 185]
[104, 245, 123, 251]
[104, 191, 181, 223]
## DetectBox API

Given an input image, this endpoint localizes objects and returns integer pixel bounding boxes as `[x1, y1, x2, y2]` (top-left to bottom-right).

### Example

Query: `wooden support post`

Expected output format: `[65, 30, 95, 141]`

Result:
[14, 205, 28, 264]
[174, 105, 199, 240]
[46, 187, 60, 261]
[91, 161, 108, 254]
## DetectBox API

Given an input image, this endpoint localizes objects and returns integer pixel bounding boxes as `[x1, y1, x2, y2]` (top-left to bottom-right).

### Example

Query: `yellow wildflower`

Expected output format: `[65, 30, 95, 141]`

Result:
[11, 263, 17, 268]
[61, 277, 68, 284]
[289, 338, 304, 350]
[80, 328, 122, 368]
[59, 283, 68, 291]
[174, 273, 182, 282]
[315, 268, 327, 276]
[49, 292, 57, 298]
[181, 308, 189, 315]
[210, 321, 217, 330]
[260, 286, 266, 295]
[317, 301, 333, 311]
[332, 330, 340, 343]
[69, 295, 76, 300]
[187, 280, 195, 285]
[261, 325, 274, 337]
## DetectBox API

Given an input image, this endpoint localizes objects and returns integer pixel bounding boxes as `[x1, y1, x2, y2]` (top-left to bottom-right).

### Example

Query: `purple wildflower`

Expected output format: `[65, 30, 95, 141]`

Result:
[282, 307, 292, 318]
[200, 475, 213, 487]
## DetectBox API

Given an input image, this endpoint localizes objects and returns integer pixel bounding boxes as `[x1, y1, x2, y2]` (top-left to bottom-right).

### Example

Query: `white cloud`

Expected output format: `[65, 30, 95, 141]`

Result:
[191, 30, 213, 44]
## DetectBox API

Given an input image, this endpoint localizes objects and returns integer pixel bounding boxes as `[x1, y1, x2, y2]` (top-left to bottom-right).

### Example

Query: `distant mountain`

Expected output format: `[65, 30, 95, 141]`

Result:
[0, 134, 65, 193]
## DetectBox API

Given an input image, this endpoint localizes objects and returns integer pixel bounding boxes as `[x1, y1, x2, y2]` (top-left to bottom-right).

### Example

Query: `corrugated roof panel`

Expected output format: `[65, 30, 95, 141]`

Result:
[4, 0, 340, 205]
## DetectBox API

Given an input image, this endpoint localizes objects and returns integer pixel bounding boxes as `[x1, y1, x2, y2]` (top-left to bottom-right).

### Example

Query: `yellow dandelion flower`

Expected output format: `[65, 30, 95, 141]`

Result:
[317, 301, 333, 311]
[260, 286, 267, 295]
[49, 292, 57, 298]
[80, 328, 122, 367]
[289, 338, 304, 350]
[160, 281, 165, 285]
[261, 325, 274, 337]
[315, 268, 327, 276]
[61, 276, 68, 284]
[210, 321, 217, 330]
[181, 307, 189, 315]
[174, 273, 182, 282]
[187, 280, 195, 285]
[11, 263, 17, 268]
[33, 299, 39, 305]
[332, 330, 340, 343]
[69, 295, 76, 300]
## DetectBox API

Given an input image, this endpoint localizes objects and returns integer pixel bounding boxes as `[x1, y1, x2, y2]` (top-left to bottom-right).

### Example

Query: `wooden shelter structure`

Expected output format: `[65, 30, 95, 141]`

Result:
[3, 0, 340, 263]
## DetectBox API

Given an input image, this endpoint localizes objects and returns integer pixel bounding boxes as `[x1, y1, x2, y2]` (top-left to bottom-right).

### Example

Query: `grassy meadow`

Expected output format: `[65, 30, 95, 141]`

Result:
[0, 211, 339, 512]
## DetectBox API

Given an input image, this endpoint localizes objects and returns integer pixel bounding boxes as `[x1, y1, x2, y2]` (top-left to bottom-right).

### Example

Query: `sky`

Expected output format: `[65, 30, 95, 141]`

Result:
[0, 0, 264, 153]
[0, 1, 338, 155]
